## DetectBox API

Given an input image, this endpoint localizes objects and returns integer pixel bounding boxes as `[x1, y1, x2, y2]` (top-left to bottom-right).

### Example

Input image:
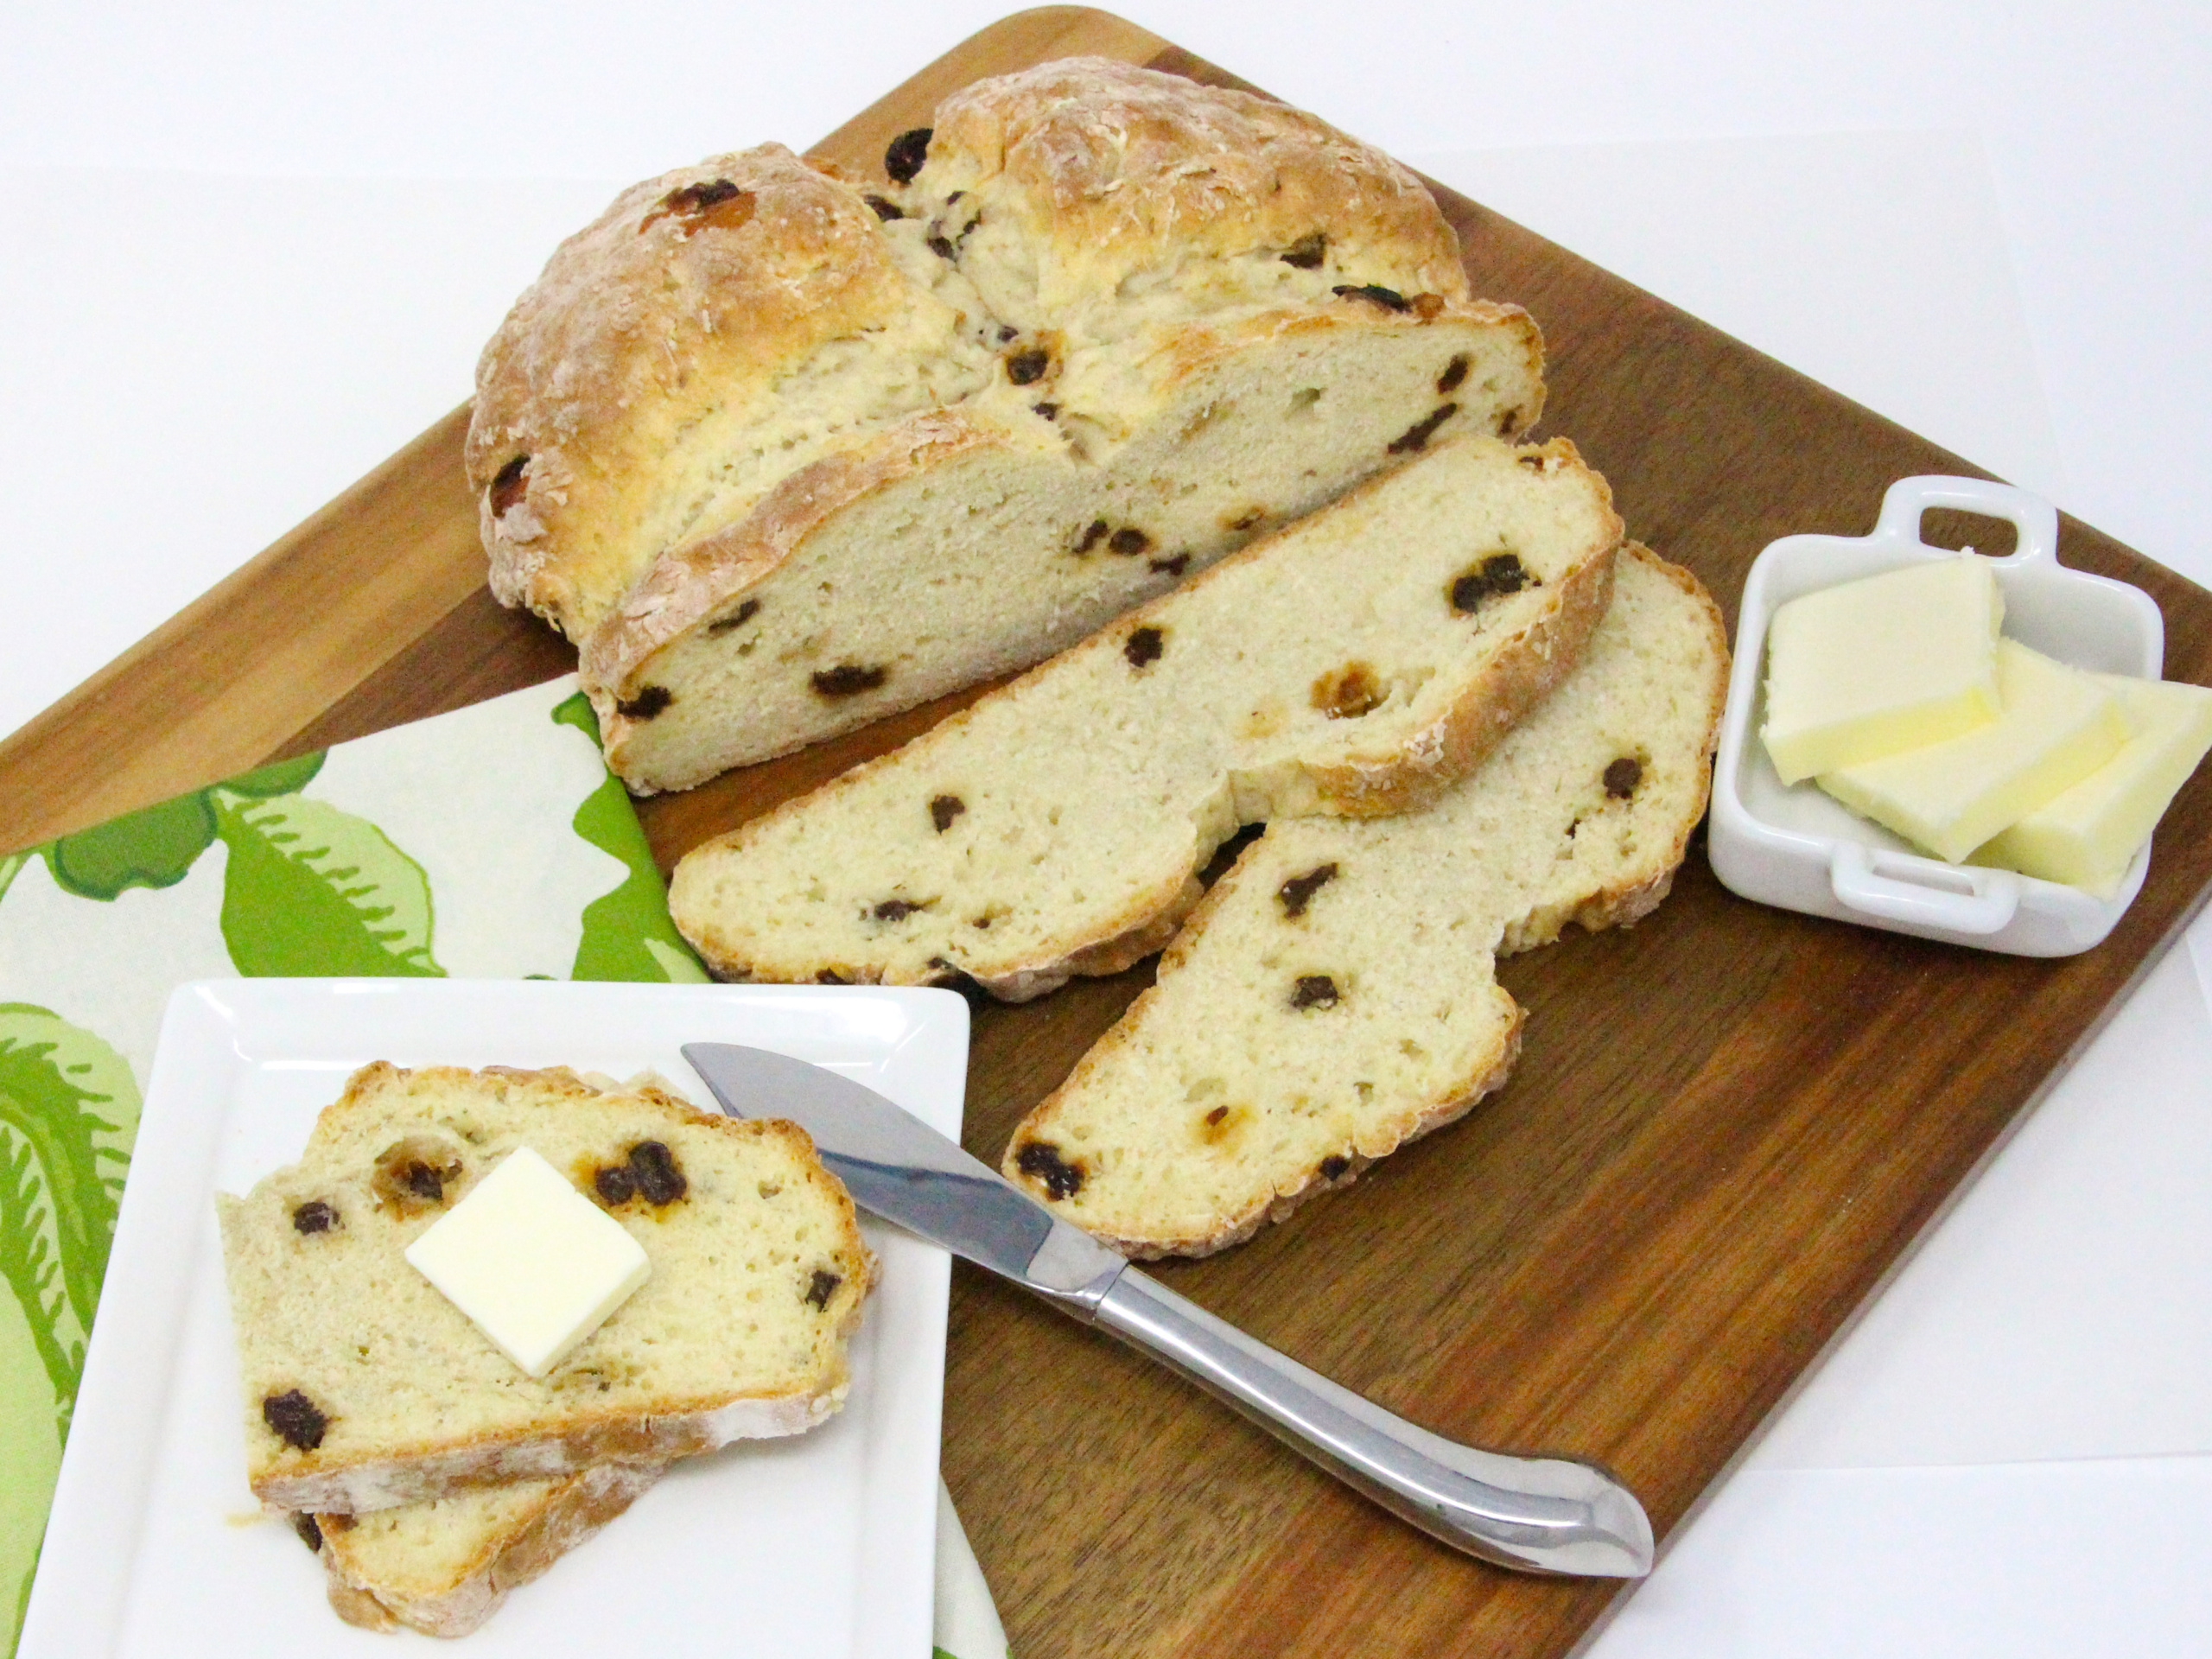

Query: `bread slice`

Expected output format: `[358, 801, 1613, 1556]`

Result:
[470, 60, 1545, 791]
[584, 302, 1541, 792]
[669, 434, 1621, 1001]
[295, 1463, 662, 1637]
[1001, 544, 1727, 1255]
[219, 1064, 874, 1514]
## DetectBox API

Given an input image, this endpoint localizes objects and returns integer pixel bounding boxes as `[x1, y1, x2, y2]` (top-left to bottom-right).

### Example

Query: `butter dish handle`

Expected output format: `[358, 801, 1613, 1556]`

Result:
[1873, 474, 2060, 568]
[1829, 840, 2021, 933]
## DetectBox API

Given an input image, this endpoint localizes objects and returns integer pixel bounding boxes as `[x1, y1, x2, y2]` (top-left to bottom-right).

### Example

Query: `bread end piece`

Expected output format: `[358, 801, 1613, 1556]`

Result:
[302, 1461, 664, 1637]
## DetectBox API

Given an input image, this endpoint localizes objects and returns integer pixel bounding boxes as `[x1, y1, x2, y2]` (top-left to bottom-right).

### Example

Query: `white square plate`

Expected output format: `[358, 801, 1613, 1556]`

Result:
[18, 979, 969, 1659]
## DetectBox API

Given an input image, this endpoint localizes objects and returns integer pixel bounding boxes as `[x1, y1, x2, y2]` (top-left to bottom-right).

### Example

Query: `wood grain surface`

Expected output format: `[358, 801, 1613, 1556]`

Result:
[8, 10, 2212, 1656]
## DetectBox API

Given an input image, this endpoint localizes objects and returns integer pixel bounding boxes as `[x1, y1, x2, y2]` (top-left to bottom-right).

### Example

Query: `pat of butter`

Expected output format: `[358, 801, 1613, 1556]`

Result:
[405, 1146, 649, 1379]
[1763, 556, 2003, 785]
[1972, 675, 2212, 896]
[1818, 639, 2133, 863]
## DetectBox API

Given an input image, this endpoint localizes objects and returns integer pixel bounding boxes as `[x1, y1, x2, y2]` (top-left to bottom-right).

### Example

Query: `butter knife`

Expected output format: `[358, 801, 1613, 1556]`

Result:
[683, 1041, 1654, 1579]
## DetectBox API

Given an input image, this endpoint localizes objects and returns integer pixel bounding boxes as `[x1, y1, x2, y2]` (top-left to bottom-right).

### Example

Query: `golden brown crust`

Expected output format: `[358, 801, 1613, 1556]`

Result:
[1297, 493, 1618, 816]
[1497, 548, 1728, 957]
[253, 1336, 853, 1516]
[251, 1344, 852, 1514]
[468, 144, 922, 639]
[915, 57, 1473, 303]
[683, 849, 1202, 1001]
[316, 1462, 663, 1638]
[474, 1463, 651, 1600]
[475, 60, 1536, 795]
[580, 408, 1009, 760]
[969, 874, 1207, 1003]
[324, 1574, 398, 1633]
[321, 1060, 734, 1138]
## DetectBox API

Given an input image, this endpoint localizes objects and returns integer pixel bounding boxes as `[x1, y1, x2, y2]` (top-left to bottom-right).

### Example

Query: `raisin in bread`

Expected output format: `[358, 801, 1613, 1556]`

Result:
[1002, 544, 1728, 1255]
[219, 1064, 874, 1514]
[299, 1463, 662, 1637]
[470, 59, 1545, 791]
[669, 435, 1620, 1001]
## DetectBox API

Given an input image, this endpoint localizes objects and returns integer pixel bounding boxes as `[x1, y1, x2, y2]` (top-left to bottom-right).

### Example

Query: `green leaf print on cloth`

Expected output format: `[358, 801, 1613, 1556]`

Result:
[40, 752, 326, 903]
[42, 795, 218, 899]
[218, 751, 327, 800]
[0, 1008, 137, 1432]
[0, 1008, 138, 1654]
[210, 790, 444, 978]
[553, 691, 706, 983]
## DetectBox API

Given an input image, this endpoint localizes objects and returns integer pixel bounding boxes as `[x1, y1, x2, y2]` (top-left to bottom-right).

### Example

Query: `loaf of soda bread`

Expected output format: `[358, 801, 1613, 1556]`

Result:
[1002, 544, 1728, 1255]
[469, 59, 1546, 790]
[668, 434, 1621, 1001]
[220, 1064, 874, 1515]
[296, 1463, 662, 1637]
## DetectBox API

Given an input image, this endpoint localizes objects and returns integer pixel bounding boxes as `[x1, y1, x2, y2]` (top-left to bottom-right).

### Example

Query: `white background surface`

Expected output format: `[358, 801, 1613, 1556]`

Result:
[4, 3, 2210, 1652]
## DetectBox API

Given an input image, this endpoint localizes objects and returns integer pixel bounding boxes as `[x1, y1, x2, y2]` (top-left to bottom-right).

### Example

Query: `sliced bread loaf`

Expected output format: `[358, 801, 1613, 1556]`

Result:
[668, 434, 1621, 1001]
[299, 1463, 661, 1637]
[219, 1064, 874, 1514]
[1001, 543, 1728, 1255]
[471, 60, 1545, 790]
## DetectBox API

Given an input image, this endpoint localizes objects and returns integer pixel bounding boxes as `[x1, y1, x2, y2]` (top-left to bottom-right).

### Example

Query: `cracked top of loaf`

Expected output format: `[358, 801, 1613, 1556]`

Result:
[902, 57, 1471, 327]
[466, 60, 1492, 652]
[467, 142, 1001, 639]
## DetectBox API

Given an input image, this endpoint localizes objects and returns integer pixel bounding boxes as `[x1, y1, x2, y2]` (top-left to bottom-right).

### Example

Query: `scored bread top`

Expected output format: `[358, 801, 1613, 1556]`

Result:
[469, 142, 1003, 639]
[220, 1063, 874, 1514]
[1001, 544, 1730, 1256]
[903, 56, 1471, 329]
[668, 434, 1621, 1001]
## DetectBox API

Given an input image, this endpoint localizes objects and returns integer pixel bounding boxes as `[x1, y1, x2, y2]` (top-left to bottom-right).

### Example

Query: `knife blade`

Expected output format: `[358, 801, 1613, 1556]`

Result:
[683, 1041, 1654, 1579]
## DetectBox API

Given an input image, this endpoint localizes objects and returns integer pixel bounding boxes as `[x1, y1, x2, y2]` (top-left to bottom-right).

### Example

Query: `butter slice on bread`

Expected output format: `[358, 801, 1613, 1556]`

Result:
[1004, 544, 1727, 1256]
[669, 435, 1622, 1002]
[220, 1064, 874, 1517]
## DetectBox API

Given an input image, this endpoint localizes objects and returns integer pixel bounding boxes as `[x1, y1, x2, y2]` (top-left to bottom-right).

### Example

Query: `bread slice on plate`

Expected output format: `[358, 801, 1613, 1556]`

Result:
[668, 434, 1622, 1002]
[1002, 543, 1728, 1256]
[219, 1064, 874, 1515]
[469, 59, 1546, 790]
[296, 1463, 662, 1637]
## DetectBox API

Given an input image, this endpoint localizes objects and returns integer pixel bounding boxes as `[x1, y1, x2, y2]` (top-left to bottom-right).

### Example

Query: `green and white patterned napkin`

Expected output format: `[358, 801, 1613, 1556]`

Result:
[0, 675, 1006, 1659]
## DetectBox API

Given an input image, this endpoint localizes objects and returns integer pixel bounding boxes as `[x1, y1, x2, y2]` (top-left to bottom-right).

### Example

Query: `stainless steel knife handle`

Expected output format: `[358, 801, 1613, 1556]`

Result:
[1089, 1268, 1654, 1578]
[681, 1040, 1652, 1578]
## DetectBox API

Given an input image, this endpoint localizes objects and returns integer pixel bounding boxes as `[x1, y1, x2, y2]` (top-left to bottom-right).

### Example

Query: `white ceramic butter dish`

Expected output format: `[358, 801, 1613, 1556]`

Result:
[1707, 474, 2163, 956]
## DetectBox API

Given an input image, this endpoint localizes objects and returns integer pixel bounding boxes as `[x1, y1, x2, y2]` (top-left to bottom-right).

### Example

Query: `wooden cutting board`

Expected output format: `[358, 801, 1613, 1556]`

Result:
[8, 10, 2211, 1656]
